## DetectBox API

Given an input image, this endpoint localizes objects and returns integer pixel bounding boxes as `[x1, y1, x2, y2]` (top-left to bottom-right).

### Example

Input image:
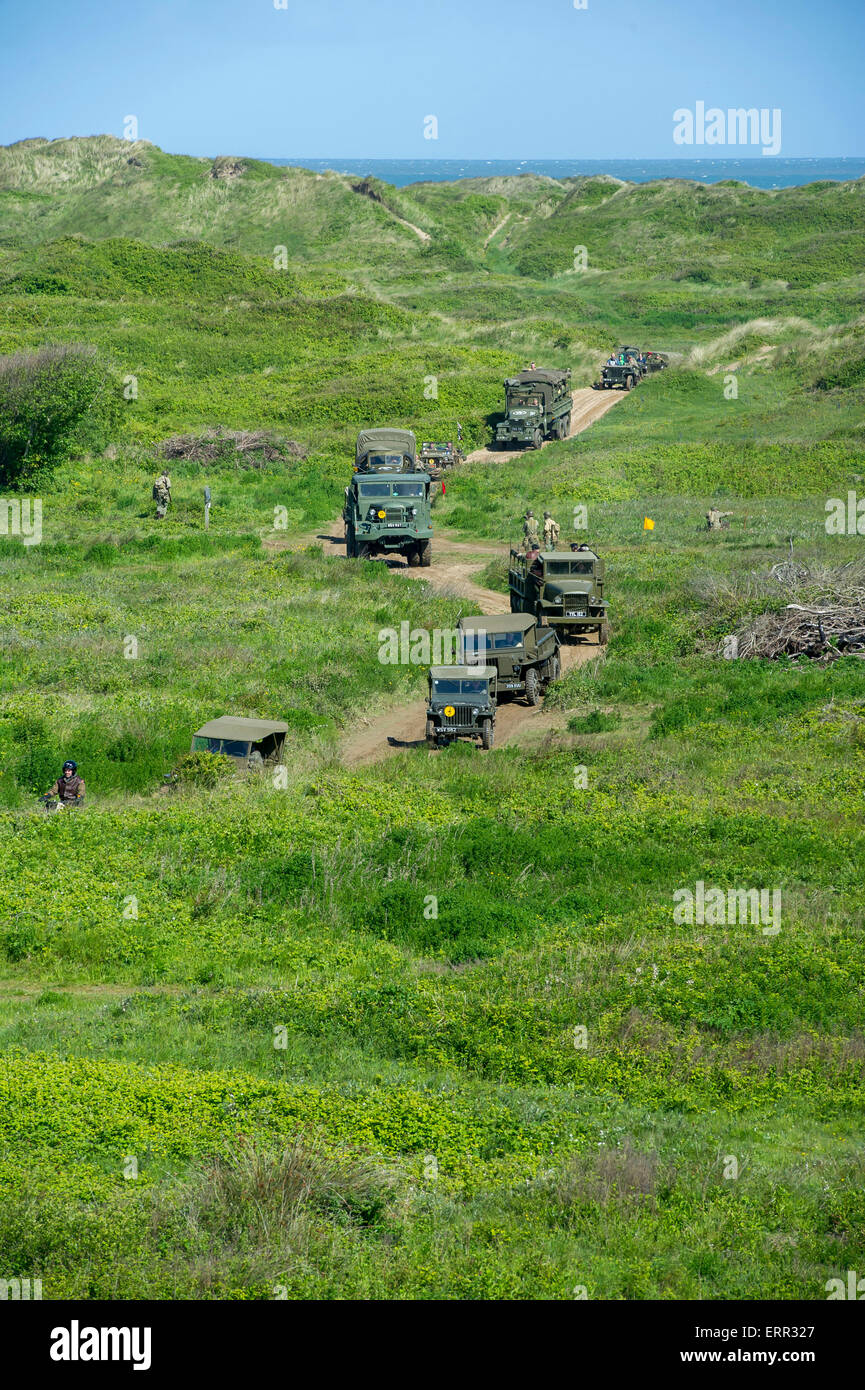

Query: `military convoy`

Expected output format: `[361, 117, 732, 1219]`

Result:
[494, 369, 572, 448]
[343, 428, 433, 566]
[508, 548, 609, 643]
[593, 347, 667, 392]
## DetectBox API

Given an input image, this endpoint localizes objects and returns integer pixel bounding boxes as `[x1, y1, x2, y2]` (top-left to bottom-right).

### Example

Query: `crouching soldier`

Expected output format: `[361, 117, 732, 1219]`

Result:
[543, 510, 560, 549]
[45, 760, 85, 809]
[706, 507, 733, 531]
[153, 470, 172, 519]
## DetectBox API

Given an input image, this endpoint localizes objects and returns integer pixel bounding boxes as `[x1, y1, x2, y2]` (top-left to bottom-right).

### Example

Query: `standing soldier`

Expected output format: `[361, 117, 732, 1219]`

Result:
[153, 469, 172, 520]
[542, 510, 560, 549]
[706, 507, 733, 531]
[522, 509, 539, 549]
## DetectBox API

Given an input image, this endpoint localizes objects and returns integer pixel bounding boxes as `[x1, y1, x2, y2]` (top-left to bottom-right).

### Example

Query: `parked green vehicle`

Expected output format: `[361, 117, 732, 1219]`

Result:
[426, 665, 498, 750]
[508, 547, 609, 643]
[494, 368, 572, 448]
[457, 613, 561, 705]
[344, 428, 433, 565]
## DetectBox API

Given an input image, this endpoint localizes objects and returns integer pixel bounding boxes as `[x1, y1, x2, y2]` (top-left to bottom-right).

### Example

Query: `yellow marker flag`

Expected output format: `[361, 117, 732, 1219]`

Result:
[643, 517, 655, 531]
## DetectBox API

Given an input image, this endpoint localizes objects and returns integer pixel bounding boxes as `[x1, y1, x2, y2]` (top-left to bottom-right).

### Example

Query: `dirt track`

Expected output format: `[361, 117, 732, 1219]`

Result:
[465, 385, 624, 464]
[278, 386, 618, 765]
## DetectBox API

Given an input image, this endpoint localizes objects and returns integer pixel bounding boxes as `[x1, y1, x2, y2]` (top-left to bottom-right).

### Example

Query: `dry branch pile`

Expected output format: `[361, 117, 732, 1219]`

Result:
[728, 558, 865, 662]
[156, 427, 306, 466]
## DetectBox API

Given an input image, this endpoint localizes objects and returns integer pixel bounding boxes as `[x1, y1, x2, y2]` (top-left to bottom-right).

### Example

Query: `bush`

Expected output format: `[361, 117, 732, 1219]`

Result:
[172, 750, 235, 788]
[0, 344, 122, 487]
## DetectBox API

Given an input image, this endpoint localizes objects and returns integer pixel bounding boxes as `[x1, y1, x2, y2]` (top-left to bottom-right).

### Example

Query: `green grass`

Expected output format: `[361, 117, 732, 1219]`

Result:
[0, 136, 863, 1299]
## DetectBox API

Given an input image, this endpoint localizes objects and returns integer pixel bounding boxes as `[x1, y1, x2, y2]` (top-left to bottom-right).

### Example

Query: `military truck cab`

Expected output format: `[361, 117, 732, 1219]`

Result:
[426, 665, 497, 750]
[191, 717, 288, 770]
[508, 548, 609, 643]
[494, 369, 572, 449]
[344, 427, 433, 566]
[457, 613, 560, 705]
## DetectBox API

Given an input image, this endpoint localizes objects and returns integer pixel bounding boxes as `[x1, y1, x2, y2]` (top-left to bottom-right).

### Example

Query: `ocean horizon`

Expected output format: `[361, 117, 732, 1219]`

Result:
[259, 156, 865, 191]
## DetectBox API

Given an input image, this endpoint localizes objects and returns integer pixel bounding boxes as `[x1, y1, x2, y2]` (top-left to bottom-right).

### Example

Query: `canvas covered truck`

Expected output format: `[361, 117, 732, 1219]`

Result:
[494, 369, 572, 448]
[343, 427, 433, 565]
[457, 613, 561, 705]
[508, 547, 609, 643]
[426, 665, 498, 750]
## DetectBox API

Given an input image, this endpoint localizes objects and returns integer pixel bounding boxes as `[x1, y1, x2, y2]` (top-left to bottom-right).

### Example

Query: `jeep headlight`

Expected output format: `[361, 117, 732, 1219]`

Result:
[471, 707, 479, 717]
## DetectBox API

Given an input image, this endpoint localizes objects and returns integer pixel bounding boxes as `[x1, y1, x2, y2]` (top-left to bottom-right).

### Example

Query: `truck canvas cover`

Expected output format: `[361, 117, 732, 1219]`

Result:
[355, 428, 416, 465]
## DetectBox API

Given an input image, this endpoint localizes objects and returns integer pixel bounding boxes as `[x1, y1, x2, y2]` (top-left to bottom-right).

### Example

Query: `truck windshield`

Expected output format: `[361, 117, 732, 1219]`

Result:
[463, 630, 524, 651]
[547, 560, 593, 575]
[433, 678, 490, 697]
[393, 482, 424, 497]
[358, 482, 392, 497]
[365, 454, 408, 470]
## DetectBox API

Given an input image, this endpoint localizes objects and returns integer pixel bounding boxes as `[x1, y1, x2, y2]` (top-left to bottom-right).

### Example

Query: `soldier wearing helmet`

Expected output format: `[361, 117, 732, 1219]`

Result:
[45, 760, 86, 806]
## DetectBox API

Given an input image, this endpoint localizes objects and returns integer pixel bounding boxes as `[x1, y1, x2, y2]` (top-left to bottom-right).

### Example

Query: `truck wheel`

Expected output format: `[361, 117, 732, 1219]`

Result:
[531, 429, 543, 449]
[419, 540, 431, 567]
[407, 545, 420, 567]
[563, 414, 571, 435]
[358, 543, 373, 561]
[509, 592, 520, 613]
[599, 620, 610, 645]
[345, 526, 356, 558]
[481, 718, 494, 751]
[525, 668, 541, 706]
[549, 654, 561, 682]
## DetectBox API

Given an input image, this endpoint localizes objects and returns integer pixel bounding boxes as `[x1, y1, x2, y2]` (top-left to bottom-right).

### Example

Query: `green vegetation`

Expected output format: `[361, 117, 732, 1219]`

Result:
[0, 137, 863, 1300]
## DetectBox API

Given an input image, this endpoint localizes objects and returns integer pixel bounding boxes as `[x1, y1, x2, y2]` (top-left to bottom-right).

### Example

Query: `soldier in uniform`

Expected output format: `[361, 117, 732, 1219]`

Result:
[44, 760, 85, 808]
[542, 510, 560, 549]
[153, 469, 172, 520]
[522, 509, 540, 549]
[706, 507, 733, 531]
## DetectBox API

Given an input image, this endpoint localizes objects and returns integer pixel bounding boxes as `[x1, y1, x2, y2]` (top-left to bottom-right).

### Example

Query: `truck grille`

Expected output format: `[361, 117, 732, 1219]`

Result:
[441, 705, 473, 726]
[385, 508, 405, 522]
[563, 599, 587, 616]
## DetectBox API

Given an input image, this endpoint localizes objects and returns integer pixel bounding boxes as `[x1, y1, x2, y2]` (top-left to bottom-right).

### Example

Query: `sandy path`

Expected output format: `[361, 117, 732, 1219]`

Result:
[465, 385, 624, 464]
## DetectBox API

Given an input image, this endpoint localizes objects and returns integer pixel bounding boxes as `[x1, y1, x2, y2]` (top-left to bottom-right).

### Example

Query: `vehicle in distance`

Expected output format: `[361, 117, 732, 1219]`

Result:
[190, 717, 288, 769]
[494, 369, 572, 449]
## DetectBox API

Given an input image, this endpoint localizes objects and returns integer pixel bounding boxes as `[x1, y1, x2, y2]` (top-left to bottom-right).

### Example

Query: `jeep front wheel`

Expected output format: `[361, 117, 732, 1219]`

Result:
[481, 718, 494, 751]
[425, 719, 435, 742]
[525, 667, 541, 706]
[599, 620, 610, 645]
[625, 374, 634, 391]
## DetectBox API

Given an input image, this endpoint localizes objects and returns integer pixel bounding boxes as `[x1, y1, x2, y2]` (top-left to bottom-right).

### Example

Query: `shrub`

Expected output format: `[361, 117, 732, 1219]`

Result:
[172, 750, 235, 788]
[0, 344, 122, 487]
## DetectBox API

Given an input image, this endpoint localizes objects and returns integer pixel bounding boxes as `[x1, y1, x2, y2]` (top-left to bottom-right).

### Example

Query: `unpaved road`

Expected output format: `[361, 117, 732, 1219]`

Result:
[273, 387, 617, 766]
[465, 384, 624, 464]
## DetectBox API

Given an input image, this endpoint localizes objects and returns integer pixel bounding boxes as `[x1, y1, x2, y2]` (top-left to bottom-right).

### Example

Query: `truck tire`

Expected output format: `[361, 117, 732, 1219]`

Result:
[599, 620, 610, 645]
[563, 414, 571, 435]
[407, 544, 420, 567]
[531, 428, 543, 450]
[419, 540, 431, 567]
[481, 718, 493, 751]
[345, 526, 356, 558]
[548, 654, 561, 683]
[525, 667, 541, 706]
[358, 543, 373, 561]
[509, 591, 520, 613]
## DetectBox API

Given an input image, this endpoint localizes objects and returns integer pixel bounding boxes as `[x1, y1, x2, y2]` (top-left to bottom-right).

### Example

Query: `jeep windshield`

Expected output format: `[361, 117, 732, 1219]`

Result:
[392, 482, 424, 497]
[432, 678, 491, 697]
[192, 737, 251, 758]
[546, 560, 594, 575]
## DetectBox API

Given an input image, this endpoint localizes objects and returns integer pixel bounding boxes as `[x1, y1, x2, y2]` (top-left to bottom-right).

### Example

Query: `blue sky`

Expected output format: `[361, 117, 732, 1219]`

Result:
[0, 0, 862, 158]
